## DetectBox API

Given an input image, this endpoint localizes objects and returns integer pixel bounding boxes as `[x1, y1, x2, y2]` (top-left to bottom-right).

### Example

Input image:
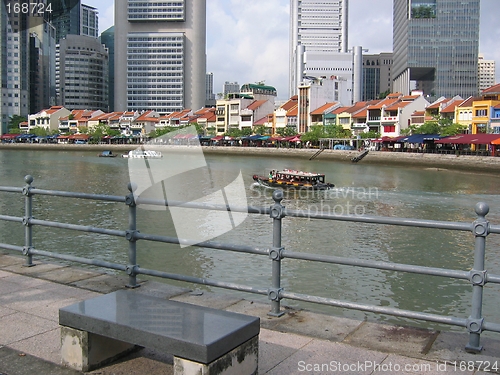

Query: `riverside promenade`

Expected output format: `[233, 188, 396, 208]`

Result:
[1, 253, 500, 375]
[2, 142, 500, 173]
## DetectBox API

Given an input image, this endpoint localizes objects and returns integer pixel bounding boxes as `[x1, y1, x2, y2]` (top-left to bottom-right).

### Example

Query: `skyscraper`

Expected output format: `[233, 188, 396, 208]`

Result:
[114, 0, 207, 114]
[392, 0, 480, 99]
[289, 0, 348, 98]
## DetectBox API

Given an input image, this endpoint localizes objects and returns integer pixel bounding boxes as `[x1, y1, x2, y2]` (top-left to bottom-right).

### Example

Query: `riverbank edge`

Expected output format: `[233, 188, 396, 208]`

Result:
[2, 142, 500, 172]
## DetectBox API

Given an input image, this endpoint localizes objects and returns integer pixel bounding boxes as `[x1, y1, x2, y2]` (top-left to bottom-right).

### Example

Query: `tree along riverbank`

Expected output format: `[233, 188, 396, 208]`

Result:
[1, 142, 500, 173]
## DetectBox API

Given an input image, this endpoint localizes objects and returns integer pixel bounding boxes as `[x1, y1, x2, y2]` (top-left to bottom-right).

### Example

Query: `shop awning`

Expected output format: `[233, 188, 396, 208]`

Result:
[435, 134, 500, 144]
[400, 134, 441, 143]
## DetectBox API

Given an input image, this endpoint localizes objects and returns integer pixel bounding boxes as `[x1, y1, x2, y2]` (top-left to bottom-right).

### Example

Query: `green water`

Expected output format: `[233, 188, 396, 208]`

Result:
[0, 148, 499, 333]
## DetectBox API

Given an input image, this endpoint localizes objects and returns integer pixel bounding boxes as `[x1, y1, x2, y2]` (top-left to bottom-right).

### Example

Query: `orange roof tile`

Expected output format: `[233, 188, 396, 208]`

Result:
[310, 102, 339, 115]
[247, 100, 267, 111]
[352, 108, 368, 118]
[481, 83, 500, 94]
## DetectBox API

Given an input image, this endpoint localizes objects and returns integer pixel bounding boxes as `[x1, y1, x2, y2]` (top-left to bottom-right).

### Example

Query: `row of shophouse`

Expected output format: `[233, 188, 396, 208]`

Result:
[14, 83, 500, 139]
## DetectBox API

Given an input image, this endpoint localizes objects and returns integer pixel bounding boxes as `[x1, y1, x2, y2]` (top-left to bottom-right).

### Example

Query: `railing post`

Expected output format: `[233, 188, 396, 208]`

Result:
[465, 202, 489, 353]
[22, 175, 34, 267]
[125, 182, 139, 288]
[268, 189, 285, 317]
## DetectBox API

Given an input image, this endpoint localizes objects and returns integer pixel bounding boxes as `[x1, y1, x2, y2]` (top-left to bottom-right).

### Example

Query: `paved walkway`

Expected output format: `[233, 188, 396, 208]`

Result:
[0, 253, 499, 375]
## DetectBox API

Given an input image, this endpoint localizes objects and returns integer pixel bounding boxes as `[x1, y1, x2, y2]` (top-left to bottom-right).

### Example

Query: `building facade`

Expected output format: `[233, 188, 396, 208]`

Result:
[101, 26, 115, 112]
[362, 52, 393, 101]
[114, 0, 207, 114]
[0, 5, 56, 134]
[478, 54, 496, 92]
[56, 35, 109, 111]
[392, 0, 480, 100]
[289, 0, 349, 98]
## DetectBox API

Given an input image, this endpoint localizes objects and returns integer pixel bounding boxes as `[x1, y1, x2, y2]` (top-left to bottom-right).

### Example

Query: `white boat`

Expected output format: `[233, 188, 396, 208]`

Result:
[122, 150, 162, 159]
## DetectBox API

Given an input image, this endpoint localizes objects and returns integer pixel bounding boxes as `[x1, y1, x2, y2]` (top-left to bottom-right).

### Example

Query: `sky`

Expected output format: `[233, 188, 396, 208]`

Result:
[84, 0, 500, 101]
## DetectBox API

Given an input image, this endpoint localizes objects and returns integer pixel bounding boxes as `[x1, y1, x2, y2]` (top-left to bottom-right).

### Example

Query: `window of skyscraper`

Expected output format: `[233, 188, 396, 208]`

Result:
[410, 0, 436, 19]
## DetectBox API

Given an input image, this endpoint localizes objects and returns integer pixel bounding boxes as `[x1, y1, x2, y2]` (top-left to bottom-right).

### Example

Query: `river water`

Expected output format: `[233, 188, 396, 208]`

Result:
[0, 148, 499, 333]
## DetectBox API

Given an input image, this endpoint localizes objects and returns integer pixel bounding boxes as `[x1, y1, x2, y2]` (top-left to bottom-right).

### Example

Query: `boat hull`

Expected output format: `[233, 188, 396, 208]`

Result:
[253, 175, 334, 190]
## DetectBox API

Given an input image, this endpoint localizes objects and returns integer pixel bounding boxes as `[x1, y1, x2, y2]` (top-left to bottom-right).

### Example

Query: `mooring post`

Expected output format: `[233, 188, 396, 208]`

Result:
[465, 202, 489, 353]
[22, 175, 34, 267]
[268, 189, 285, 317]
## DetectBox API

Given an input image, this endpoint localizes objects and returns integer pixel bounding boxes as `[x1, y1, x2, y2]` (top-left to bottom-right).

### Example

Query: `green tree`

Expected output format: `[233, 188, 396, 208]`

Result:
[276, 127, 297, 137]
[359, 130, 380, 139]
[29, 126, 49, 136]
[8, 115, 26, 133]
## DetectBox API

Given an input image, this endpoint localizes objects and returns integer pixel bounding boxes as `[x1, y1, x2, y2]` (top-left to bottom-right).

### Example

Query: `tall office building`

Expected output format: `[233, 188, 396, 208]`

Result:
[478, 54, 496, 91]
[101, 26, 115, 112]
[56, 35, 109, 111]
[115, 0, 207, 114]
[363, 53, 393, 101]
[0, 3, 56, 134]
[289, 0, 349, 98]
[392, 0, 480, 100]
[51, 1, 98, 43]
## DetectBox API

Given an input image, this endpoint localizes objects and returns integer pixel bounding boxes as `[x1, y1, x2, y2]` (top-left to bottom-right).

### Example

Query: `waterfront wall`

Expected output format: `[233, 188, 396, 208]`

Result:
[1, 142, 500, 172]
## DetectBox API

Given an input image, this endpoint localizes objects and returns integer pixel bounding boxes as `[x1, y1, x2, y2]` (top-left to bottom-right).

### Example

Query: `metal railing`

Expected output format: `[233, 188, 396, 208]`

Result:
[1, 175, 500, 353]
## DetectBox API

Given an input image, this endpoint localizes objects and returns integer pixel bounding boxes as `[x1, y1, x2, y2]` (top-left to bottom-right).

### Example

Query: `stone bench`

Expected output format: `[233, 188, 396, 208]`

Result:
[59, 290, 260, 374]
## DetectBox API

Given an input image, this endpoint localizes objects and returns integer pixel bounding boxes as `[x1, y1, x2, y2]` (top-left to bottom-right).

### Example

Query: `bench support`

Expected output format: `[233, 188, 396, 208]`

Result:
[61, 326, 259, 375]
[61, 326, 138, 372]
[173, 335, 259, 375]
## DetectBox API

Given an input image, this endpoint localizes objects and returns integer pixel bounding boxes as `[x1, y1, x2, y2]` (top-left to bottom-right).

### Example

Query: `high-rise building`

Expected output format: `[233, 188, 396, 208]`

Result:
[392, 0, 480, 100]
[114, 0, 207, 114]
[0, 4, 56, 134]
[289, 0, 349, 98]
[56, 35, 109, 112]
[51, 1, 98, 43]
[223, 81, 240, 96]
[206, 72, 215, 107]
[81, 4, 98, 38]
[363, 53, 393, 101]
[101, 26, 115, 112]
[478, 54, 496, 92]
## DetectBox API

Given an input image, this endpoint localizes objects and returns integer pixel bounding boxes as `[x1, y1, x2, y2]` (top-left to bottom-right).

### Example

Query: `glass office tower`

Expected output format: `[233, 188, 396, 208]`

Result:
[392, 0, 480, 99]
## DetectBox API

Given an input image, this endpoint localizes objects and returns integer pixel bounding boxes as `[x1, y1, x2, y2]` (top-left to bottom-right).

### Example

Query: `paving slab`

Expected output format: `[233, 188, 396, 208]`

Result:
[0, 254, 26, 267]
[170, 289, 244, 309]
[69, 273, 133, 293]
[343, 321, 439, 357]
[273, 309, 363, 342]
[35, 266, 103, 284]
[9, 328, 62, 364]
[3, 262, 69, 276]
[426, 331, 500, 366]
[225, 299, 291, 330]
[0, 311, 59, 346]
[266, 338, 388, 375]
[131, 280, 191, 299]
[380, 353, 474, 375]
[258, 329, 313, 374]
[0, 346, 80, 375]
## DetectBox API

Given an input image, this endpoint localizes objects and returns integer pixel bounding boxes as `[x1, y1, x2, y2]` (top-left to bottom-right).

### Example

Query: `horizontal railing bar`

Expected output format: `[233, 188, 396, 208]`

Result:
[29, 218, 126, 237]
[284, 250, 470, 280]
[283, 208, 473, 231]
[28, 248, 127, 272]
[0, 187, 23, 193]
[0, 215, 23, 223]
[134, 232, 269, 255]
[136, 196, 270, 215]
[486, 274, 500, 284]
[489, 224, 500, 234]
[281, 290, 468, 328]
[483, 321, 500, 333]
[30, 188, 126, 203]
[136, 266, 269, 295]
[0, 243, 23, 252]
